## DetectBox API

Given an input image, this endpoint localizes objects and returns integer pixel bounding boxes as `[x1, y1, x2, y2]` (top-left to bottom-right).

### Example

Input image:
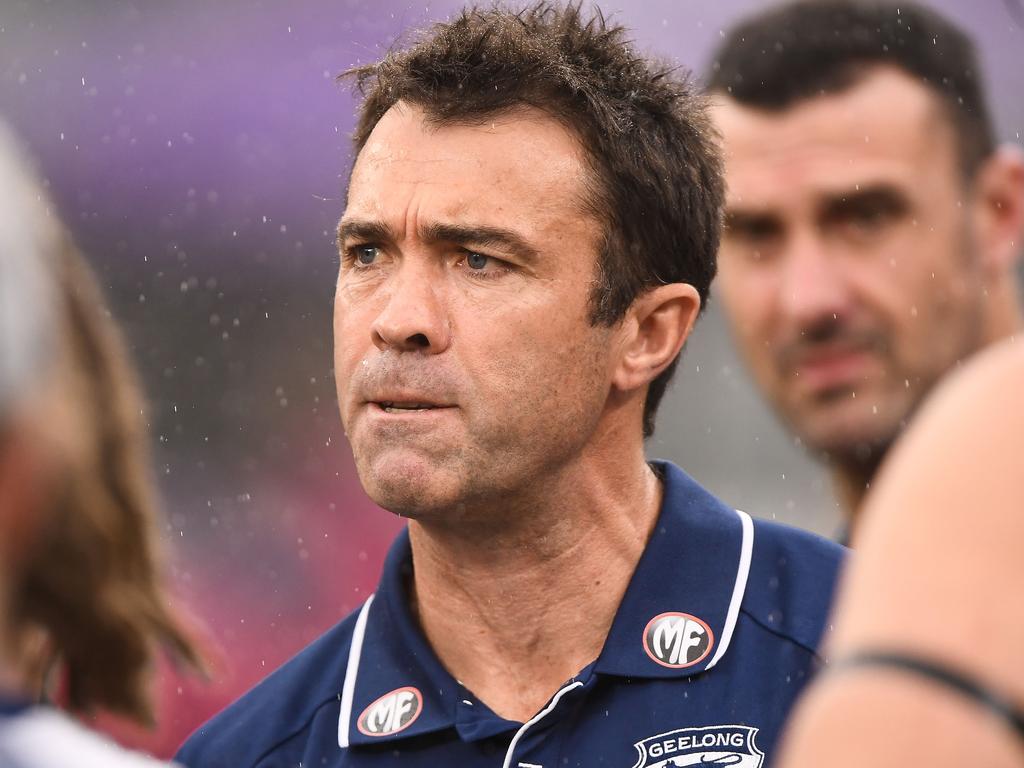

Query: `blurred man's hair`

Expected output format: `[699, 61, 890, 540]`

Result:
[707, 0, 996, 177]
[0, 124, 203, 723]
[343, 2, 724, 437]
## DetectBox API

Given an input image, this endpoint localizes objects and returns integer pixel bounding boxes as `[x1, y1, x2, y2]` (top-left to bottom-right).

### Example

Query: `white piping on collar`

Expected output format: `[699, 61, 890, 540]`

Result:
[501, 681, 583, 768]
[337, 594, 375, 749]
[704, 509, 754, 671]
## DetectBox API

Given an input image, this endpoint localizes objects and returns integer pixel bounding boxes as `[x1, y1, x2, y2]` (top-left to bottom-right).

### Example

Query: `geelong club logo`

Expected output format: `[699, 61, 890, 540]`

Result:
[632, 725, 765, 768]
[357, 686, 423, 737]
[643, 612, 714, 668]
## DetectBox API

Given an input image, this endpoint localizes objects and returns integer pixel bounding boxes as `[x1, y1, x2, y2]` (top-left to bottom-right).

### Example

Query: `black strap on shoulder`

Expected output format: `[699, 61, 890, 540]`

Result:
[832, 651, 1024, 742]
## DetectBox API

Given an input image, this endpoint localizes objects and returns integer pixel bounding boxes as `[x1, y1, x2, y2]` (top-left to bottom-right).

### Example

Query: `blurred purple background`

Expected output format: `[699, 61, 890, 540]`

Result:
[1, 0, 1021, 757]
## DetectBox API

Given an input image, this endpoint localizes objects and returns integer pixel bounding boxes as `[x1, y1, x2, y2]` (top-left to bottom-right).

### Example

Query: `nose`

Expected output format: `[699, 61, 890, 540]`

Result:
[370, 262, 451, 353]
[778, 231, 852, 330]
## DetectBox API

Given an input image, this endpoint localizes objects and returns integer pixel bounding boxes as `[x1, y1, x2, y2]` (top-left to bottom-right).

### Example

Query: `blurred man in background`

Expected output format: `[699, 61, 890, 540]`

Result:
[0, 122, 200, 766]
[707, 0, 1024, 532]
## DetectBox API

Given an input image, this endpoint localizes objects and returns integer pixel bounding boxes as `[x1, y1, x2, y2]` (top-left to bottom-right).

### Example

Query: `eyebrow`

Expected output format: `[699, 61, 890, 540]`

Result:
[722, 209, 783, 235]
[337, 218, 540, 264]
[420, 222, 540, 264]
[722, 182, 911, 233]
[818, 184, 911, 219]
[337, 219, 395, 251]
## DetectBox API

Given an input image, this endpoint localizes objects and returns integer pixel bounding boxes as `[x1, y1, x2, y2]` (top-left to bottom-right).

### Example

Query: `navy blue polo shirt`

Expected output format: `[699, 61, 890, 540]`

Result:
[177, 462, 844, 768]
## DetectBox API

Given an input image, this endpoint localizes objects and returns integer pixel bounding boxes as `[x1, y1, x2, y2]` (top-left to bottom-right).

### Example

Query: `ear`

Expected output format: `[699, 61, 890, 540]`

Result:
[972, 144, 1024, 275]
[611, 283, 701, 393]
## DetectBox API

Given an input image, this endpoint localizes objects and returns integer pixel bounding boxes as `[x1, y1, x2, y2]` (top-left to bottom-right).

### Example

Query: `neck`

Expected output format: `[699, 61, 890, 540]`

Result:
[831, 462, 872, 536]
[408, 443, 661, 722]
[830, 451, 884, 535]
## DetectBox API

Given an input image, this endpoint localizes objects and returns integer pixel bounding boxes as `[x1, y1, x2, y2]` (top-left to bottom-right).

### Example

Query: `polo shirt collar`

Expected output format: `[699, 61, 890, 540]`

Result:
[593, 461, 752, 679]
[342, 529, 465, 747]
[339, 461, 753, 747]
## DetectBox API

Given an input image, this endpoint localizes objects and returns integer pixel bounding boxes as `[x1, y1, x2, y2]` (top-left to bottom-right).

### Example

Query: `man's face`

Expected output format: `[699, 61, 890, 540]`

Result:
[714, 68, 987, 461]
[335, 104, 615, 519]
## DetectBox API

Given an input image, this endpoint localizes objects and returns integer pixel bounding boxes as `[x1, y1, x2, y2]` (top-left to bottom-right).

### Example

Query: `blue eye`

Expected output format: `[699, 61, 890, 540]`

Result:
[355, 246, 377, 265]
[466, 252, 488, 270]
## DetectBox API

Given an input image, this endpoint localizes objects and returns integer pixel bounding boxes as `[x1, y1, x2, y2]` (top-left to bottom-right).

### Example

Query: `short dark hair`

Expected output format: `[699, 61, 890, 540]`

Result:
[343, 2, 724, 437]
[707, 0, 996, 176]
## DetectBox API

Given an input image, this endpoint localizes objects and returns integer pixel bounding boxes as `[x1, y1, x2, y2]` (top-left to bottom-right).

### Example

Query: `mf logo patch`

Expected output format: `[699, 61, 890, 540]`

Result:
[643, 612, 714, 668]
[632, 725, 764, 768]
[357, 686, 422, 737]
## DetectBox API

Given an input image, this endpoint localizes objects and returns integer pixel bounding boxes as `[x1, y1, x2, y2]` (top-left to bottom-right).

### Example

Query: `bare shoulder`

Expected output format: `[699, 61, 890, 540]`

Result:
[854, 336, 1024, 570]
[777, 339, 1024, 768]
[837, 338, 1024, 670]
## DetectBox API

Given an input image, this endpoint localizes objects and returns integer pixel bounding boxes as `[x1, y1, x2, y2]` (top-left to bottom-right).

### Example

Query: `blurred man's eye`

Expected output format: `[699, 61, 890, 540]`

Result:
[723, 213, 783, 263]
[845, 203, 895, 230]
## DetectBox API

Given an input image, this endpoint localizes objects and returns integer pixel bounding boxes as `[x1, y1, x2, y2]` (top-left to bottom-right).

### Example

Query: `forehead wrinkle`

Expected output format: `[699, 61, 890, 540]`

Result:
[348, 102, 604, 262]
[723, 126, 942, 215]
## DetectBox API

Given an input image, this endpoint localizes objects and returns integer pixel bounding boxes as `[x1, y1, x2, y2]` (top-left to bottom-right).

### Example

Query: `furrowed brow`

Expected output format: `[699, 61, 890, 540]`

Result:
[420, 222, 540, 264]
[336, 219, 395, 250]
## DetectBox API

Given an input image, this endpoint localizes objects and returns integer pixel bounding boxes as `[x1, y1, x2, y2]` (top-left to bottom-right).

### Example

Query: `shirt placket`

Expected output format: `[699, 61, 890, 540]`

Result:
[500, 681, 584, 768]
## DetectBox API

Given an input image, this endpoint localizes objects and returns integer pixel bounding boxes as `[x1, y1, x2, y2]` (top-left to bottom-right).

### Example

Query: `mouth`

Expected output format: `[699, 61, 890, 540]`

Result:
[369, 400, 455, 415]
[376, 401, 443, 413]
[788, 346, 877, 391]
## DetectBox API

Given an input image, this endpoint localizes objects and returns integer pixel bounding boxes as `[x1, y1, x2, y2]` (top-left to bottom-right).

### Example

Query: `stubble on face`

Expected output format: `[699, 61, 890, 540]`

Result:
[777, 221, 985, 466]
[714, 68, 989, 467]
[334, 104, 616, 525]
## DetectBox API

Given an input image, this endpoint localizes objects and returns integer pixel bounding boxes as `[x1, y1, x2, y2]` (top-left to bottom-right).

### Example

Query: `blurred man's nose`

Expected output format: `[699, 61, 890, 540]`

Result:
[778, 232, 852, 329]
[370, 260, 451, 353]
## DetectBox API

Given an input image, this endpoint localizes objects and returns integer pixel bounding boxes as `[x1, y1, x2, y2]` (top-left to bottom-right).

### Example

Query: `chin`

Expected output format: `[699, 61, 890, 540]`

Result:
[355, 452, 464, 519]
[790, 397, 905, 466]
[800, 419, 900, 467]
